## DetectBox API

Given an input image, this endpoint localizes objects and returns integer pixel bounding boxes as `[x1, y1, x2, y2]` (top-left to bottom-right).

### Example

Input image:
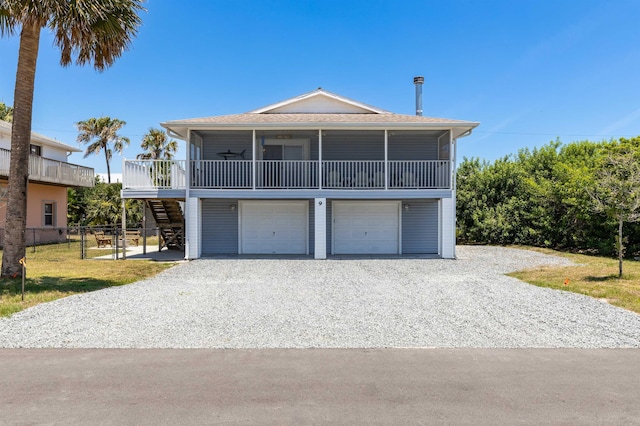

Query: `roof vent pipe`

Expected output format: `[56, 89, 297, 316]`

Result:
[413, 76, 424, 116]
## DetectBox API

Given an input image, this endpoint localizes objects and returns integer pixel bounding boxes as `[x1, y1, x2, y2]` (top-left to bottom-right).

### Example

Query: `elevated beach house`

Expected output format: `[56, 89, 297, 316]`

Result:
[0, 120, 94, 244]
[122, 83, 478, 259]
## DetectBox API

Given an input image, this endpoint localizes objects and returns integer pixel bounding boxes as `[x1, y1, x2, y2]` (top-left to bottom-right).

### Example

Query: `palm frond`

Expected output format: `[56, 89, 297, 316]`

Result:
[50, 0, 145, 71]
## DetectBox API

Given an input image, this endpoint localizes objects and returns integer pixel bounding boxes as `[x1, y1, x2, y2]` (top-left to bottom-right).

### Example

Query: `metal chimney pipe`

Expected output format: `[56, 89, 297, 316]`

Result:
[413, 76, 424, 116]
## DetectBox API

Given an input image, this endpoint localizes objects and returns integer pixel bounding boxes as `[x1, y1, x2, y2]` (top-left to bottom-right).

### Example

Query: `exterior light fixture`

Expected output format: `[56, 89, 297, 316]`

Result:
[403, 204, 410, 210]
[230, 204, 237, 212]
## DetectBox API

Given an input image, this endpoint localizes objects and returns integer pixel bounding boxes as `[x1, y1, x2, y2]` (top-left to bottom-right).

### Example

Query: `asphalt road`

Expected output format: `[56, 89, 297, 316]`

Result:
[1, 348, 639, 425]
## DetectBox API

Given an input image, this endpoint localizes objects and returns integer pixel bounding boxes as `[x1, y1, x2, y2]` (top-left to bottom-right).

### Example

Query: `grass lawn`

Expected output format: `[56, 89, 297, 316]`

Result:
[508, 246, 640, 314]
[0, 239, 175, 318]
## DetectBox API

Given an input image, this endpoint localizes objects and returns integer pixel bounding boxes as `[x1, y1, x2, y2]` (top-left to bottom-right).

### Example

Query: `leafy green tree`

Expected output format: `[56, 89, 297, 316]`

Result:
[0, 0, 144, 277]
[70, 180, 142, 227]
[67, 176, 100, 225]
[137, 128, 178, 160]
[0, 102, 12, 122]
[457, 137, 640, 260]
[77, 117, 130, 184]
[588, 148, 640, 277]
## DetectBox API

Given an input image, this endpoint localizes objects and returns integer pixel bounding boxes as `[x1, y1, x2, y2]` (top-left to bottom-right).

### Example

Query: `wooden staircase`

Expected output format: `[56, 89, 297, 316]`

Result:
[146, 199, 185, 250]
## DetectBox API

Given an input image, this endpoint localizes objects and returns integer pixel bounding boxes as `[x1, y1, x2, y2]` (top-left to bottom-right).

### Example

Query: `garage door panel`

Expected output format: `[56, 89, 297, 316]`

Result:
[241, 201, 308, 254]
[333, 201, 399, 254]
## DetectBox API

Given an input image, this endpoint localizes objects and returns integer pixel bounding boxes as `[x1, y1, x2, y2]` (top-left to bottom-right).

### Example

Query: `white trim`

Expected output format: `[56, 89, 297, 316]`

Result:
[185, 197, 200, 259]
[249, 89, 391, 115]
[238, 201, 243, 254]
[252, 129, 256, 190]
[314, 198, 327, 259]
[398, 201, 403, 255]
[318, 130, 323, 190]
[384, 130, 388, 190]
[452, 132, 457, 259]
[185, 130, 191, 260]
[198, 198, 202, 258]
[438, 199, 442, 256]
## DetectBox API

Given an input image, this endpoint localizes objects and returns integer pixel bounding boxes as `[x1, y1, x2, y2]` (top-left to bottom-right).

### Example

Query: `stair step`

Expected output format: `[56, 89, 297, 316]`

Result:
[146, 199, 185, 250]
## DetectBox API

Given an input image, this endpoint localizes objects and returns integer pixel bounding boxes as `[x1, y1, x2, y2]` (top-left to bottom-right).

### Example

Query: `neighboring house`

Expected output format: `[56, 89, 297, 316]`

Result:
[122, 87, 478, 259]
[0, 120, 94, 244]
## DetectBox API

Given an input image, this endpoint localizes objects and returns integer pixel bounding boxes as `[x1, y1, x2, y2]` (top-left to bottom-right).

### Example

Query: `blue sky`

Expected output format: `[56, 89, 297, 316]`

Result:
[1, 0, 639, 176]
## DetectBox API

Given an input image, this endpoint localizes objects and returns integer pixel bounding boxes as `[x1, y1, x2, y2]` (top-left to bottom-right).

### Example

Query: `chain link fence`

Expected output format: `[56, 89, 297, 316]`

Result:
[0, 226, 162, 260]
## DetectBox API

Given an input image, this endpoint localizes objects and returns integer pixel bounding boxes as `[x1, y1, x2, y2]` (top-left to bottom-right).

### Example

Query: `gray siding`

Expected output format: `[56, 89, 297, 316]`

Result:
[309, 133, 319, 161]
[323, 131, 385, 160]
[200, 198, 437, 256]
[202, 131, 254, 160]
[402, 199, 438, 254]
[388, 132, 438, 160]
[201, 198, 238, 254]
[197, 130, 442, 162]
[438, 131, 451, 160]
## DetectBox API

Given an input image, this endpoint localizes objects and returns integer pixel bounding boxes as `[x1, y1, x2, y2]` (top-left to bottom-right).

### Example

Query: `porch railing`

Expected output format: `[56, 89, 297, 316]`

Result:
[123, 160, 186, 189]
[192, 160, 252, 188]
[0, 147, 94, 187]
[257, 161, 319, 188]
[123, 159, 451, 190]
[388, 160, 450, 189]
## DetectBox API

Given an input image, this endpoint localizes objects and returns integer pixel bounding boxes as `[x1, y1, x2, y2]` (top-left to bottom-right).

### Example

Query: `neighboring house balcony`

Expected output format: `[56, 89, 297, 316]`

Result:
[0, 147, 94, 187]
[123, 159, 451, 191]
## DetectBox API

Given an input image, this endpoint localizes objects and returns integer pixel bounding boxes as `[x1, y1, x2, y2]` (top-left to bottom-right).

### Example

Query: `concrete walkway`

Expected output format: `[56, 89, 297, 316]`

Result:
[91, 244, 185, 261]
[0, 348, 638, 425]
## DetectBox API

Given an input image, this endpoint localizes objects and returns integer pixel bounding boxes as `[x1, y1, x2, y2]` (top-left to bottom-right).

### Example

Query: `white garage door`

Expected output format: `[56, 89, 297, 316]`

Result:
[240, 201, 308, 254]
[333, 201, 400, 254]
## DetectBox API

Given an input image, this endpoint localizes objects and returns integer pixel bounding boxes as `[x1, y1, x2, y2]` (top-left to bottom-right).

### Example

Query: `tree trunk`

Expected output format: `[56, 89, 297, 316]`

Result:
[105, 149, 111, 183]
[618, 217, 623, 278]
[1, 24, 41, 278]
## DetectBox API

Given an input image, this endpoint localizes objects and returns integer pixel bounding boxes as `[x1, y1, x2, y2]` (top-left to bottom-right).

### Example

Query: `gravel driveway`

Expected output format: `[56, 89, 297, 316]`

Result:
[1, 246, 639, 348]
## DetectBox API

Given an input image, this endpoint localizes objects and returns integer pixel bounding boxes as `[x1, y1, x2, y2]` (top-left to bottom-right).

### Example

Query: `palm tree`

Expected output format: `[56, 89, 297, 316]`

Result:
[136, 128, 178, 160]
[0, 0, 144, 277]
[137, 128, 178, 187]
[77, 116, 130, 183]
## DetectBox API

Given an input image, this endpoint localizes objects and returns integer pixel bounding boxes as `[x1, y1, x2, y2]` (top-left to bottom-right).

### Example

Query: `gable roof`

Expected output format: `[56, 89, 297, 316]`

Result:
[249, 88, 391, 114]
[162, 88, 479, 139]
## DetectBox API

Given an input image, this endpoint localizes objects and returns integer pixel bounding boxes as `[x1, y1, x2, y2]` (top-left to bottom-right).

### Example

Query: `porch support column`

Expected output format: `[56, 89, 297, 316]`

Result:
[121, 198, 126, 260]
[185, 197, 200, 259]
[318, 129, 323, 189]
[441, 197, 455, 259]
[314, 197, 326, 259]
[384, 130, 388, 190]
[252, 130, 256, 190]
[451, 130, 457, 258]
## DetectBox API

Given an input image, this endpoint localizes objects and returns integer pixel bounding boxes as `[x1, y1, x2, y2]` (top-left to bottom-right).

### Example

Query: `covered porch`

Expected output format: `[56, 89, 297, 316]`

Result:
[123, 129, 454, 191]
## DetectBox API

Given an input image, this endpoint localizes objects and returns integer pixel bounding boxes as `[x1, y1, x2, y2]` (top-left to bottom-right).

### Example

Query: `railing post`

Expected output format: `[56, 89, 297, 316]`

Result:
[252, 130, 256, 190]
[318, 130, 322, 190]
[384, 130, 388, 190]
